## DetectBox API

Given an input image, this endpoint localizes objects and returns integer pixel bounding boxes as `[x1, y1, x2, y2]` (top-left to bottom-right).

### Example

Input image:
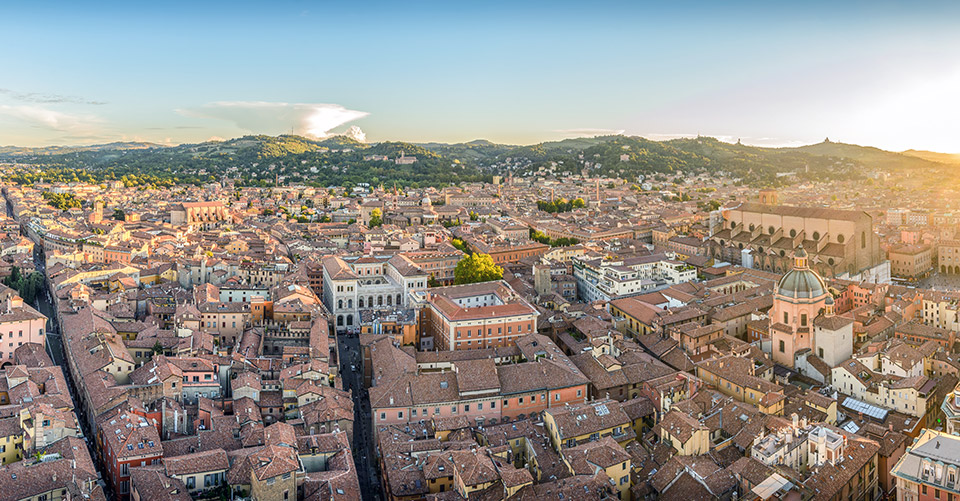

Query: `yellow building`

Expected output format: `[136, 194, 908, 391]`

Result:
[696, 355, 783, 410]
[658, 409, 710, 455]
[0, 417, 23, 465]
[561, 436, 631, 500]
[543, 399, 635, 452]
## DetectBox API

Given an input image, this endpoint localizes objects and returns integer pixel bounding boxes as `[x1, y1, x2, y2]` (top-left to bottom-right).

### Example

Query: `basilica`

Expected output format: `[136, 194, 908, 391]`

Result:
[769, 246, 854, 376]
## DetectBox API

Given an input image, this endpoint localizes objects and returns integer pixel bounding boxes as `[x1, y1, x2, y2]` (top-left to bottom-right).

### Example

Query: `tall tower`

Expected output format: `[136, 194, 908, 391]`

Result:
[595, 179, 600, 201]
[88, 199, 104, 224]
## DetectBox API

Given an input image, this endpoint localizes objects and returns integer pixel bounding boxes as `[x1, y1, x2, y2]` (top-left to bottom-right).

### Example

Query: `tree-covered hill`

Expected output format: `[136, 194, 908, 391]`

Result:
[779, 139, 939, 171]
[0, 133, 950, 190]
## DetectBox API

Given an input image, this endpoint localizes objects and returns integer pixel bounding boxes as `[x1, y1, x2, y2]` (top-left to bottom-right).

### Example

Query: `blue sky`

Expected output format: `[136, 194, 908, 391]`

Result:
[2, 1, 959, 151]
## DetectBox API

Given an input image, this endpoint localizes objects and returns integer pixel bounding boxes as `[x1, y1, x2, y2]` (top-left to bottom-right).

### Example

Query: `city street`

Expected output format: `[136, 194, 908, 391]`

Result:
[337, 332, 383, 501]
[6, 196, 106, 497]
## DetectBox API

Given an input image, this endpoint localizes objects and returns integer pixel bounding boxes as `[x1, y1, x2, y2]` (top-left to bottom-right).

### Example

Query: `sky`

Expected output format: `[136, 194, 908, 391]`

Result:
[1, 1, 959, 152]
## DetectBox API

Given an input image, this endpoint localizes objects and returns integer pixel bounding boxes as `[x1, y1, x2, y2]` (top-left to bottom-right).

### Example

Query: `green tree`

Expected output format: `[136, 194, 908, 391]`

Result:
[454, 253, 503, 285]
[369, 208, 383, 227]
[450, 238, 469, 253]
[152, 341, 164, 355]
[112, 208, 125, 220]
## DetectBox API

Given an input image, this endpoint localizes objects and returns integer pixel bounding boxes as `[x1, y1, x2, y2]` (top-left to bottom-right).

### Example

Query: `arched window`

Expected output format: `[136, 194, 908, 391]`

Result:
[378, 295, 383, 306]
[337, 299, 343, 309]
[346, 314, 353, 326]
[337, 315, 343, 326]
[359, 298, 364, 308]
[861, 232, 866, 248]
[749, 224, 755, 231]
[368, 296, 373, 307]
[396, 294, 402, 305]
[347, 299, 353, 309]
[387, 295, 393, 306]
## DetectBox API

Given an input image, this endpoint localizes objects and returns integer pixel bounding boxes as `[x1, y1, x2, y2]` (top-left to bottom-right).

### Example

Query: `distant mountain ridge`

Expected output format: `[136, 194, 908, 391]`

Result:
[901, 149, 960, 165]
[0, 134, 952, 189]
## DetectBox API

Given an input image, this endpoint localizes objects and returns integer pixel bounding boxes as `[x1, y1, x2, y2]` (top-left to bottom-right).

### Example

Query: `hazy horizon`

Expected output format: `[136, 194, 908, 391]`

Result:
[2, 1, 960, 152]
[4, 132, 956, 156]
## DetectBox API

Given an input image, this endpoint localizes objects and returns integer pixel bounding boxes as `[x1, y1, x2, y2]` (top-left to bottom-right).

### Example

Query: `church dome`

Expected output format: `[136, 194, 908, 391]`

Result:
[776, 246, 827, 300]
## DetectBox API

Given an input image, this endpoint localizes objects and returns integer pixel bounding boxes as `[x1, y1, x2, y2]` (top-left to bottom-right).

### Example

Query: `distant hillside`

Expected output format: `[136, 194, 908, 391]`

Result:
[417, 139, 516, 163]
[0, 133, 954, 190]
[777, 140, 938, 171]
[0, 134, 489, 189]
[902, 149, 960, 165]
[0, 141, 164, 156]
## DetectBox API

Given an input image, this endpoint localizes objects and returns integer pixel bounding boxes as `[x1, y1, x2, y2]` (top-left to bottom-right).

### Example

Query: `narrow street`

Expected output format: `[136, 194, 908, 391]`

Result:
[337, 332, 383, 501]
[7, 195, 104, 493]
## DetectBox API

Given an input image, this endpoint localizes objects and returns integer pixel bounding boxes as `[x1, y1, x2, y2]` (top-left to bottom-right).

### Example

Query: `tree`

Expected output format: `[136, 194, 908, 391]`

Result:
[454, 253, 503, 285]
[112, 208, 125, 220]
[151, 341, 164, 355]
[450, 238, 469, 253]
[369, 208, 383, 227]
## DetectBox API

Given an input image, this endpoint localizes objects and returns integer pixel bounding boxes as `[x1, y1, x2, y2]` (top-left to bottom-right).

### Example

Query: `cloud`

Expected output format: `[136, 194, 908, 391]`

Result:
[554, 128, 625, 138]
[0, 88, 106, 105]
[0, 104, 103, 133]
[179, 101, 369, 138]
[342, 125, 365, 142]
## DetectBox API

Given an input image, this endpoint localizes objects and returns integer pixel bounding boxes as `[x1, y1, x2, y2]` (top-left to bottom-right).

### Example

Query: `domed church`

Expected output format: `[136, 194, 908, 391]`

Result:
[769, 246, 854, 372]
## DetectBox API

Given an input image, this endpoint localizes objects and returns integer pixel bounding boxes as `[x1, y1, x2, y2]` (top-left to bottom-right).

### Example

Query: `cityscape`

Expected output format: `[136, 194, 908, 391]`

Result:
[2, 2, 960, 501]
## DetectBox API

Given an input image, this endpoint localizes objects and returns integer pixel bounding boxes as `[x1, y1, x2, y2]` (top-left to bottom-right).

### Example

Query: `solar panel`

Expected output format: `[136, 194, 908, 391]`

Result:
[841, 396, 888, 420]
[841, 420, 860, 434]
[595, 404, 610, 416]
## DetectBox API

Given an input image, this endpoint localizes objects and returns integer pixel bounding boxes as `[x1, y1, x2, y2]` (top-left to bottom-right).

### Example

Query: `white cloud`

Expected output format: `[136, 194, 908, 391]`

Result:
[0, 88, 106, 105]
[0, 104, 102, 133]
[342, 125, 366, 142]
[180, 101, 369, 139]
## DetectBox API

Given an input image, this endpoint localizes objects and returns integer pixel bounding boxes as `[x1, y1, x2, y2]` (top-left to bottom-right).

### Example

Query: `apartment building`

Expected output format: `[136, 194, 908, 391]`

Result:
[417, 280, 539, 351]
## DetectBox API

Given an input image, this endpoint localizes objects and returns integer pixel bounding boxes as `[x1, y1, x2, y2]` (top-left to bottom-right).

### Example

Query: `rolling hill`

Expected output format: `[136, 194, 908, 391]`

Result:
[0, 134, 954, 189]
